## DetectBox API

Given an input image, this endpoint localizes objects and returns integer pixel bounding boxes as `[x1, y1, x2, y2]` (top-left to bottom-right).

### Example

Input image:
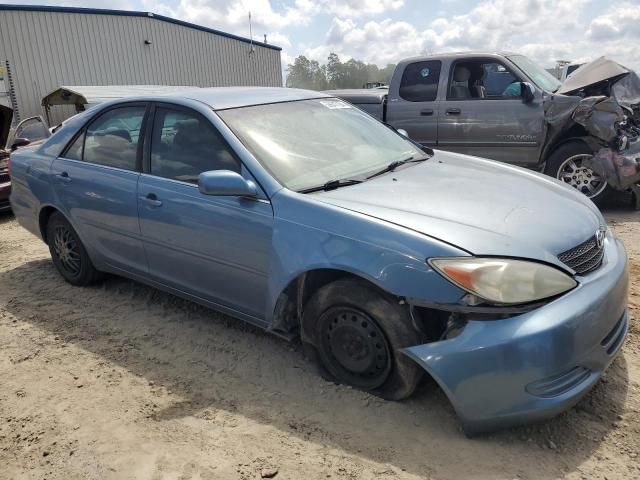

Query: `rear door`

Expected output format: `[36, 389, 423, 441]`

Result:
[437, 58, 545, 166]
[51, 103, 149, 275]
[385, 60, 442, 146]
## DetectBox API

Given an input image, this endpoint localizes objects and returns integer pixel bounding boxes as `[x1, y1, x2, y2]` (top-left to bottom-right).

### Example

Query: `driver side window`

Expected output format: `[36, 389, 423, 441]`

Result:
[448, 61, 521, 100]
[150, 107, 241, 184]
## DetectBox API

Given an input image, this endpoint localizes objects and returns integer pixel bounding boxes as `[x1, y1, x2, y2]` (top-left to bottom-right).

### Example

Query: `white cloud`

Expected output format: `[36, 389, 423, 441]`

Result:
[586, 3, 640, 41]
[322, 0, 404, 17]
[302, 0, 640, 72]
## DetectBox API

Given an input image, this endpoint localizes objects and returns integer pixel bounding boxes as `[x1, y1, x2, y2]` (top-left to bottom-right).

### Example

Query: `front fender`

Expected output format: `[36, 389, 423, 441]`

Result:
[266, 189, 469, 323]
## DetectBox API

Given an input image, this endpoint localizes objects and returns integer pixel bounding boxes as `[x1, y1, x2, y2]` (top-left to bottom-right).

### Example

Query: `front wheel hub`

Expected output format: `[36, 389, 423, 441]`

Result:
[557, 154, 607, 198]
[319, 307, 391, 389]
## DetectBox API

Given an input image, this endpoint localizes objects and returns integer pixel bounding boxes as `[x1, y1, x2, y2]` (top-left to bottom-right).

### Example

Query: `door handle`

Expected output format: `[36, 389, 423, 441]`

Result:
[140, 193, 163, 207]
[420, 109, 434, 116]
[55, 171, 72, 183]
[445, 108, 462, 115]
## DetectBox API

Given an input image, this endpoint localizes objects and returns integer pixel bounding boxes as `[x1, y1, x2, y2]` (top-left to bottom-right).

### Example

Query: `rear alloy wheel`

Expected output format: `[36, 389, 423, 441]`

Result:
[52, 224, 82, 277]
[545, 141, 611, 205]
[46, 212, 103, 286]
[303, 278, 423, 400]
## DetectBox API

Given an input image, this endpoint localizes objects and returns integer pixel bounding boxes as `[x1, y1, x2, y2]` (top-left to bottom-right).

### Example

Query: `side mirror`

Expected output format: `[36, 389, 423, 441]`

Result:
[521, 82, 535, 104]
[198, 170, 258, 197]
[11, 138, 31, 152]
[396, 129, 409, 138]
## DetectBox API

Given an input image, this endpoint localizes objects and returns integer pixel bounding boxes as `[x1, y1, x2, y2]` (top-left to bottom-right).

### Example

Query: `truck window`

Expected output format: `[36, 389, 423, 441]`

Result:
[399, 61, 441, 102]
[448, 61, 521, 100]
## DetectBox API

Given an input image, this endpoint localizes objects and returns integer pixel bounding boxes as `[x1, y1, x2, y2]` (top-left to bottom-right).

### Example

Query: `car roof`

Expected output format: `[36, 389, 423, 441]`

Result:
[398, 51, 520, 64]
[159, 87, 332, 110]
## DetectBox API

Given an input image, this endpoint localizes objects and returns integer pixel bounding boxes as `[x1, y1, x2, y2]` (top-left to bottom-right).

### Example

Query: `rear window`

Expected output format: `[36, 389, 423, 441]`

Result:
[399, 60, 441, 102]
[82, 106, 145, 170]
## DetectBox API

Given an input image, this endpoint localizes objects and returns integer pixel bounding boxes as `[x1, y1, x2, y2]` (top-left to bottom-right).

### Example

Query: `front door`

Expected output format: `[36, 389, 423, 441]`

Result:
[50, 104, 149, 275]
[437, 59, 545, 166]
[137, 105, 273, 321]
[386, 59, 442, 146]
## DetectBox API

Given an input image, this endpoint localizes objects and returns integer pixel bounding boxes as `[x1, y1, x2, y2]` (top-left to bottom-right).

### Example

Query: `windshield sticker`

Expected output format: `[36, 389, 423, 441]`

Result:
[319, 99, 352, 109]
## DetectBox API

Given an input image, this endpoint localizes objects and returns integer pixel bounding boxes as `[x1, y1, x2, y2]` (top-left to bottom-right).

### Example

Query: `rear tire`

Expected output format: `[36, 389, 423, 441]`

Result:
[545, 141, 612, 206]
[303, 278, 423, 400]
[46, 212, 103, 286]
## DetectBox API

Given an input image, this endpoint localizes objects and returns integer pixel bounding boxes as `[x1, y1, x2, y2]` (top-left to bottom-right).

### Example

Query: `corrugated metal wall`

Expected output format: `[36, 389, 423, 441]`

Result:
[0, 9, 282, 125]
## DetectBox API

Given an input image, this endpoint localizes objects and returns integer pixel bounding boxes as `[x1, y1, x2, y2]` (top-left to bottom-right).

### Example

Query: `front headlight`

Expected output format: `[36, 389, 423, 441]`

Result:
[429, 257, 577, 305]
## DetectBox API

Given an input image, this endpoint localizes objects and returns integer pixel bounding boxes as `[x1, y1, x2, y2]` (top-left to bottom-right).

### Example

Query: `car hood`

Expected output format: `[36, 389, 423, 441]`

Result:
[0, 104, 12, 150]
[557, 57, 630, 95]
[312, 151, 604, 268]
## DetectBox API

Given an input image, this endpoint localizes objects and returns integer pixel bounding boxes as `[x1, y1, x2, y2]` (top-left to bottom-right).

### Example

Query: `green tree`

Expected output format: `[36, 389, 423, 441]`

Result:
[286, 56, 328, 90]
[326, 52, 344, 89]
[286, 53, 396, 90]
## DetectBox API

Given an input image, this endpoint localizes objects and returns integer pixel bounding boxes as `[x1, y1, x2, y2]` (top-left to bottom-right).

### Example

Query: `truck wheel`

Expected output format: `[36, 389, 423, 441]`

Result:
[46, 212, 103, 286]
[303, 278, 423, 400]
[545, 141, 611, 205]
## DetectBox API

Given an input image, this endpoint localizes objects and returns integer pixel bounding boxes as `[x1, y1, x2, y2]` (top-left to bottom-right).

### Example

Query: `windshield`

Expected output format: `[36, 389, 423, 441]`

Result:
[508, 55, 562, 93]
[217, 98, 426, 192]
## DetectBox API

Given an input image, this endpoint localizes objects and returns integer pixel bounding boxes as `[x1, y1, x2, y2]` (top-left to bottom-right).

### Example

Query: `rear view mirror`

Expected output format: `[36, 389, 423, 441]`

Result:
[521, 82, 535, 104]
[10, 138, 31, 151]
[198, 170, 258, 197]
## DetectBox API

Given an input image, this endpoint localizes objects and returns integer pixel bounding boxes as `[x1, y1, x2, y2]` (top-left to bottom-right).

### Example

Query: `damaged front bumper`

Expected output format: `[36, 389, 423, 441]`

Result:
[586, 143, 640, 191]
[404, 233, 629, 435]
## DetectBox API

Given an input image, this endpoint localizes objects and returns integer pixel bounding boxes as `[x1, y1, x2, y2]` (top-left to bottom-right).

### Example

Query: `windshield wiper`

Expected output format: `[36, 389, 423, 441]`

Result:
[298, 178, 364, 194]
[366, 156, 428, 180]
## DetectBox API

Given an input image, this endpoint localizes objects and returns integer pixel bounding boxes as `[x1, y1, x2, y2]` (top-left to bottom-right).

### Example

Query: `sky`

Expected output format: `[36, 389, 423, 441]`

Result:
[4, 0, 640, 78]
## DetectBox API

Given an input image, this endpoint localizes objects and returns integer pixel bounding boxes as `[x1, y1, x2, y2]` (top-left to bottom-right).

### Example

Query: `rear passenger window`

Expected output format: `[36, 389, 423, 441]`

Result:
[399, 61, 441, 102]
[150, 108, 240, 183]
[83, 107, 145, 170]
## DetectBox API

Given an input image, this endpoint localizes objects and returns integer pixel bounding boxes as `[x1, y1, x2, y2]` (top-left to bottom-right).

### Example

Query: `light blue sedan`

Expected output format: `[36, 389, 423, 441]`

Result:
[9, 88, 628, 435]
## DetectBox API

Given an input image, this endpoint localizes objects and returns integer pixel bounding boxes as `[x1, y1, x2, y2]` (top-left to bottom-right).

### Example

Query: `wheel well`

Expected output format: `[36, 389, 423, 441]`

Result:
[271, 269, 447, 344]
[542, 125, 590, 164]
[271, 269, 378, 336]
[38, 206, 58, 244]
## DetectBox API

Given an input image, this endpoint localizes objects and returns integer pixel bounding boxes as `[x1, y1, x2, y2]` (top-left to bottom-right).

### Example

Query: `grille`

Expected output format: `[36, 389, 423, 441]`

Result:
[0, 172, 9, 184]
[558, 235, 604, 275]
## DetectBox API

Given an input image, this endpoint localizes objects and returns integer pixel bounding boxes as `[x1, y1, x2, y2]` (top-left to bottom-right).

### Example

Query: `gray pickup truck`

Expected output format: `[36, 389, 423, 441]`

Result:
[328, 52, 640, 205]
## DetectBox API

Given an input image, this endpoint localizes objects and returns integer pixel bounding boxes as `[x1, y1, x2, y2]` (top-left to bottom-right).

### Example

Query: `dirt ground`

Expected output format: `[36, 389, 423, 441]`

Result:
[0, 204, 638, 480]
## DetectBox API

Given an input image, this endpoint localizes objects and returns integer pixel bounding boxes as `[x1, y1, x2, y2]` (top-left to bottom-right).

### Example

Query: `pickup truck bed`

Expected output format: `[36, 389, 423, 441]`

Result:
[323, 89, 387, 121]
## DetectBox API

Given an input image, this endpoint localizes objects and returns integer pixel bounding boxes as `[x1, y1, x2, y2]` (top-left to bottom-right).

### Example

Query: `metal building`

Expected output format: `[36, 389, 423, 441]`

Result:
[0, 4, 282, 125]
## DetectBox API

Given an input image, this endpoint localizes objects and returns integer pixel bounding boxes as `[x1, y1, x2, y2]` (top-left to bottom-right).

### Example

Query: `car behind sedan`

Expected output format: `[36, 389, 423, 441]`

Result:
[0, 104, 14, 212]
[9, 87, 628, 434]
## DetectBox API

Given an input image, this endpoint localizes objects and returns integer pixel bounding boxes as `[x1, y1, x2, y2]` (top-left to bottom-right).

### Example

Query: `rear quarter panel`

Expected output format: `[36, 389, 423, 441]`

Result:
[9, 146, 55, 239]
[9, 109, 92, 239]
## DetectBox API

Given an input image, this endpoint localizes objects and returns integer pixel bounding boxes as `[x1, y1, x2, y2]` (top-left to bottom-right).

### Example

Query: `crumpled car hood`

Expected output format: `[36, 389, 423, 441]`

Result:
[312, 151, 603, 269]
[557, 57, 630, 95]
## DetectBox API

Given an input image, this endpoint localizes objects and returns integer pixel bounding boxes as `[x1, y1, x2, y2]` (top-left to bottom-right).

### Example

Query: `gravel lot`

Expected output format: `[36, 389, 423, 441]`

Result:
[0, 205, 638, 480]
